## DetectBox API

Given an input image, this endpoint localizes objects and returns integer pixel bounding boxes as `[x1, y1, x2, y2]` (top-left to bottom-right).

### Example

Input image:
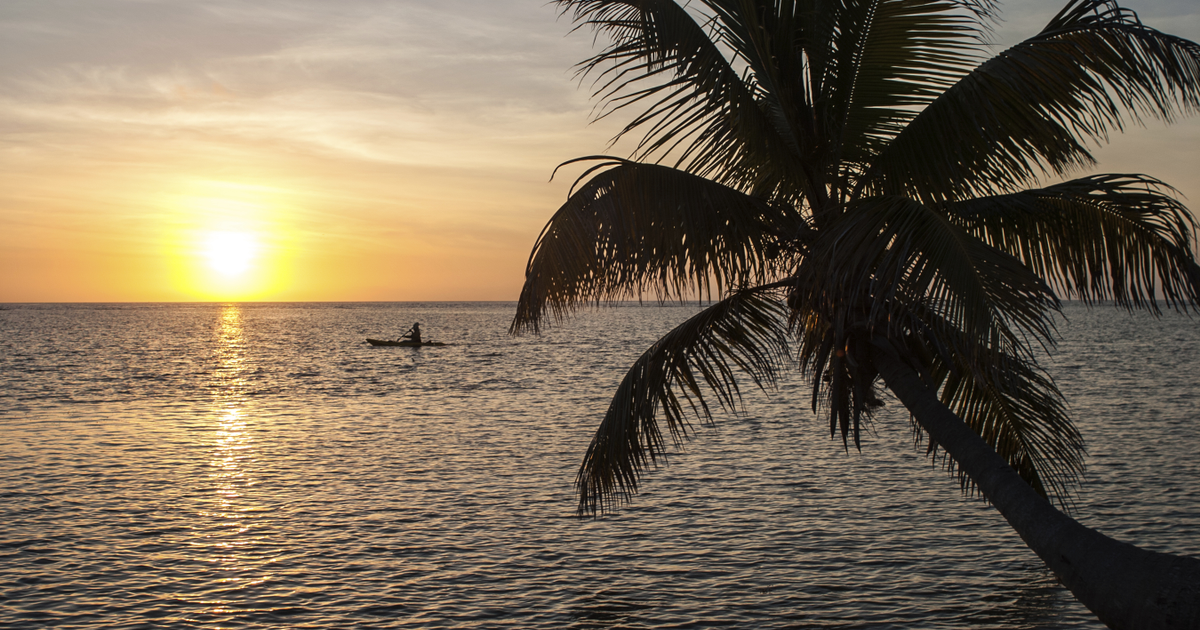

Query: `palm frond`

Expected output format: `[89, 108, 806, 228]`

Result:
[949, 174, 1200, 311]
[874, 331, 1084, 510]
[553, 0, 806, 191]
[936, 347, 1084, 510]
[789, 300, 887, 450]
[577, 287, 792, 515]
[802, 196, 1060, 355]
[786, 196, 1062, 458]
[829, 0, 984, 174]
[821, 193, 1084, 505]
[695, 2, 813, 184]
[865, 0, 1200, 203]
[512, 158, 804, 333]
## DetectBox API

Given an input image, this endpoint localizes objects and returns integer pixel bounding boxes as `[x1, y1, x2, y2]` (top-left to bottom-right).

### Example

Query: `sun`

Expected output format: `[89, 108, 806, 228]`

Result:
[204, 231, 259, 277]
[169, 227, 281, 300]
[161, 182, 297, 300]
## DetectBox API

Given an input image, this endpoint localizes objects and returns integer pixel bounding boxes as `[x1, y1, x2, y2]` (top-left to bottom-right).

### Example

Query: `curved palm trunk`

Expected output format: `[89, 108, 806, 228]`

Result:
[873, 350, 1200, 630]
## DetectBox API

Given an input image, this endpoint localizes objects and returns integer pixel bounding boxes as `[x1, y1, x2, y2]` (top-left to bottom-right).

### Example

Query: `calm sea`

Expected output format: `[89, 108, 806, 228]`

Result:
[2, 302, 1197, 629]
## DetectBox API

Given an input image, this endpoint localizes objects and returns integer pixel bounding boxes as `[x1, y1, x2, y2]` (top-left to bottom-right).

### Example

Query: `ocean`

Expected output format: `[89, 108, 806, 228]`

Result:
[2, 302, 1197, 628]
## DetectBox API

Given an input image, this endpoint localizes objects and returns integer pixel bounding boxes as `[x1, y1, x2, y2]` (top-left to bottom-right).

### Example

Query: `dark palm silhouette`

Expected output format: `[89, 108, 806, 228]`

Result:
[512, 0, 1200, 626]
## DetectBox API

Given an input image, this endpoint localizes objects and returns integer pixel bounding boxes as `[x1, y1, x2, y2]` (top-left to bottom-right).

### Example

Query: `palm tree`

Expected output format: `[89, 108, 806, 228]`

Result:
[511, 0, 1200, 627]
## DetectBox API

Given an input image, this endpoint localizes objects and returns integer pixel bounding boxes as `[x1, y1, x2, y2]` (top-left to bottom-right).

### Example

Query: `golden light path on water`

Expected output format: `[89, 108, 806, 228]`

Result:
[194, 305, 271, 620]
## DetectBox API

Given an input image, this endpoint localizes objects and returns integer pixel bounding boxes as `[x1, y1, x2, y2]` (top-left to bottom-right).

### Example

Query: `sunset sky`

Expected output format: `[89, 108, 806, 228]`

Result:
[2, 0, 1198, 302]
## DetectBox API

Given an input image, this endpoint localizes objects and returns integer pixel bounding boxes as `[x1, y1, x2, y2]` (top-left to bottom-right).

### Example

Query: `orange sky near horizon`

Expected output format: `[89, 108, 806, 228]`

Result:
[1, 0, 1198, 303]
[1, 138, 609, 302]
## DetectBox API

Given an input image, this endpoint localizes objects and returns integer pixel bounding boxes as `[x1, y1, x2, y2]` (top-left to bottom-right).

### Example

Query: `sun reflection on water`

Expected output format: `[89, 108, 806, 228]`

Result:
[190, 304, 278, 618]
[211, 407, 251, 513]
[213, 305, 248, 399]
[210, 305, 251, 519]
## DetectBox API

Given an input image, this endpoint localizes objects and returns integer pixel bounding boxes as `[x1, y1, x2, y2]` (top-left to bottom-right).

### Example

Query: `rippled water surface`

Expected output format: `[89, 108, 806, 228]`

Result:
[2, 302, 1197, 628]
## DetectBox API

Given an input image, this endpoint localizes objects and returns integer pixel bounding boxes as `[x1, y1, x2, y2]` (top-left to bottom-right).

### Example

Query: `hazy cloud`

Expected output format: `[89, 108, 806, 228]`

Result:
[1, 0, 601, 166]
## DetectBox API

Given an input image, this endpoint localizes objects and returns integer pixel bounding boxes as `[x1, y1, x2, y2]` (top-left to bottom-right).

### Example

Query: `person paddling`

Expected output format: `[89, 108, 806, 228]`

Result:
[400, 322, 422, 344]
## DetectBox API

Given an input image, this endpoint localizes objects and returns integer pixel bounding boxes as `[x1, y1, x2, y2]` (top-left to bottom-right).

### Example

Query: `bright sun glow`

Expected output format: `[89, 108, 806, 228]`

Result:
[204, 231, 259, 277]
[161, 182, 301, 301]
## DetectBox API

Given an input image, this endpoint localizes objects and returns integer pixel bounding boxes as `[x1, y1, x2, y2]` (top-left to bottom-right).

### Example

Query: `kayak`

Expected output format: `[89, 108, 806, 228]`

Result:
[366, 338, 447, 347]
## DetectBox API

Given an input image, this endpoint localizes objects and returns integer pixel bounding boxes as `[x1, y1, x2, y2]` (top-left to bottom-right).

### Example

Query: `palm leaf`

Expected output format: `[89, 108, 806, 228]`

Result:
[512, 158, 804, 333]
[873, 331, 1084, 510]
[936, 347, 1084, 510]
[787, 195, 1063, 456]
[828, 0, 984, 174]
[554, 0, 806, 191]
[800, 195, 1060, 356]
[577, 287, 793, 515]
[865, 0, 1200, 203]
[805, 194, 1082, 505]
[948, 173, 1200, 311]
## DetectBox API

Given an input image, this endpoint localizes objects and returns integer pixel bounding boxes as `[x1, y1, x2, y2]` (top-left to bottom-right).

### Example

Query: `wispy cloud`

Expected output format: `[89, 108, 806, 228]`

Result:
[1, 0, 606, 167]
